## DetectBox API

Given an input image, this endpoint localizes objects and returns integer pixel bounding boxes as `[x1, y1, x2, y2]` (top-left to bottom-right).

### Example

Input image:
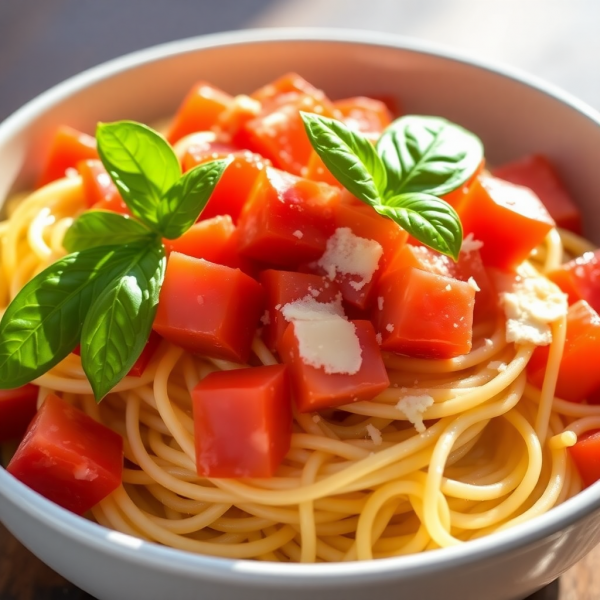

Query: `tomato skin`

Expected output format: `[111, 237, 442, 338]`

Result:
[493, 154, 582, 234]
[164, 215, 255, 275]
[192, 365, 291, 478]
[183, 149, 267, 224]
[458, 174, 555, 270]
[528, 300, 600, 403]
[568, 430, 600, 488]
[37, 126, 98, 188]
[374, 267, 475, 359]
[334, 96, 392, 137]
[547, 250, 600, 312]
[305, 151, 342, 188]
[7, 394, 123, 515]
[259, 270, 340, 352]
[442, 160, 485, 210]
[237, 167, 340, 268]
[0, 384, 39, 442]
[278, 320, 389, 413]
[242, 92, 337, 176]
[153, 253, 264, 363]
[76, 159, 130, 215]
[167, 82, 233, 144]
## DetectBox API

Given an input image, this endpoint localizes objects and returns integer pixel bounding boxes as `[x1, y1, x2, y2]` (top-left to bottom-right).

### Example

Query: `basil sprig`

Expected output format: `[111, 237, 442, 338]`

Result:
[301, 113, 483, 261]
[0, 121, 227, 401]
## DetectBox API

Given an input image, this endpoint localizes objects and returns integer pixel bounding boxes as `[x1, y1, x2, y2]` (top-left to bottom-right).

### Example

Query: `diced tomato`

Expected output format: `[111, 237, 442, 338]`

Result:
[374, 267, 475, 358]
[304, 204, 408, 310]
[260, 270, 341, 352]
[180, 133, 238, 169]
[76, 159, 130, 215]
[442, 160, 485, 210]
[214, 95, 262, 147]
[527, 300, 600, 402]
[163, 215, 255, 275]
[7, 394, 123, 515]
[382, 244, 496, 322]
[72, 332, 162, 378]
[37, 126, 98, 188]
[458, 174, 555, 270]
[250, 72, 321, 105]
[568, 430, 600, 488]
[183, 150, 267, 224]
[241, 92, 337, 175]
[192, 365, 291, 477]
[547, 250, 600, 312]
[305, 151, 342, 187]
[334, 96, 392, 138]
[493, 154, 582, 234]
[279, 320, 389, 412]
[167, 82, 233, 144]
[237, 167, 340, 267]
[153, 252, 264, 363]
[0, 384, 38, 443]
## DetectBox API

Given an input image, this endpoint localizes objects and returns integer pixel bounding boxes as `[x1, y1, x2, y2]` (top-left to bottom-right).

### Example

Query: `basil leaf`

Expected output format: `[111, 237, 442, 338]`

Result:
[377, 116, 483, 198]
[96, 121, 181, 229]
[63, 210, 154, 252]
[81, 241, 165, 401]
[300, 112, 386, 205]
[0, 245, 148, 389]
[157, 159, 229, 239]
[376, 193, 463, 261]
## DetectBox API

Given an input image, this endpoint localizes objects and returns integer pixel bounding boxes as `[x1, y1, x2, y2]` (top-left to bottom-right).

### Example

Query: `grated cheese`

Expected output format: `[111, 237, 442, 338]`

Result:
[468, 276, 481, 292]
[377, 296, 384, 310]
[461, 233, 484, 254]
[500, 268, 567, 345]
[260, 310, 270, 326]
[365, 423, 383, 446]
[317, 227, 383, 290]
[385, 323, 394, 333]
[375, 333, 382, 345]
[293, 230, 304, 239]
[396, 395, 434, 434]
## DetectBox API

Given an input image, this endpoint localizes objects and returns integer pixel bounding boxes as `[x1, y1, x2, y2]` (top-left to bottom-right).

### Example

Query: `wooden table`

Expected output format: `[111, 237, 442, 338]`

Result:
[0, 521, 596, 600]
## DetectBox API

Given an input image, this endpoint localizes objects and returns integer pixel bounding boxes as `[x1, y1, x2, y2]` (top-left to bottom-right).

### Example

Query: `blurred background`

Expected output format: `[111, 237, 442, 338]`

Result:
[0, 0, 598, 123]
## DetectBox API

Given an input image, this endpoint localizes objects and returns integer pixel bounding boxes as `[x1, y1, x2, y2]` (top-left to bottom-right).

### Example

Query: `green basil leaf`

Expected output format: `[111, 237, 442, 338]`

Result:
[300, 112, 386, 205]
[63, 210, 154, 252]
[80, 241, 165, 401]
[96, 121, 181, 229]
[376, 193, 463, 261]
[157, 159, 229, 239]
[0, 245, 149, 389]
[377, 116, 483, 198]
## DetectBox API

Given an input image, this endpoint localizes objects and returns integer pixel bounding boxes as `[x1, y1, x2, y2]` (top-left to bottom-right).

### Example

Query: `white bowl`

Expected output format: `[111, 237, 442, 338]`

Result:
[1, 28, 600, 600]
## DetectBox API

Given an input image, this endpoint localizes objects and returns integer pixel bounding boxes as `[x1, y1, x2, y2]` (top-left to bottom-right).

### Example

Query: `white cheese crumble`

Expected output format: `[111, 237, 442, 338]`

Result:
[293, 230, 304, 239]
[281, 295, 362, 374]
[488, 361, 507, 372]
[377, 296, 384, 310]
[366, 423, 383, 446]
[375, 333, 382, 345]
[445, 284, 452, 291]
[500, 270, 568, 345]
[468, 276, 481, 292]
[385, 323, 394, 333]
[461, 233, 484, 254]
[260, 310, 270, 326]
[396, 395, 434, 434]
[484, 338, 493, 347]
[317, 227, 383, 291]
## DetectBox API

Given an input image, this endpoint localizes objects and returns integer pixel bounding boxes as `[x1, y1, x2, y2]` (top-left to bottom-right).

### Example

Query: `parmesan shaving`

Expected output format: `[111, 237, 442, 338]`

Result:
[500, 268, 567, 345]
[396, 395, 434, 434]
[468, 276, 481, 292]
[317, 227, 383, 290]
[461, 233, 484, 254]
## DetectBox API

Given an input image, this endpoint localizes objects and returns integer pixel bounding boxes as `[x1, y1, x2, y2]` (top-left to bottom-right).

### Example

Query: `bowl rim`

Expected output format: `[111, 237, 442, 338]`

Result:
[1, 26, 600, 586]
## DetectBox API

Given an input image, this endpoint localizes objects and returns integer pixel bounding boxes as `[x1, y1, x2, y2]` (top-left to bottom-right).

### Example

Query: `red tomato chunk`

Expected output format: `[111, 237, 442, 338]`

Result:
[374, 267, 475, 359]
[260, 270, 341, 352]
[167, 81, 233, 144]
[38, 126, 97, 188]
[493, 154, 582, 234]
[0, 384, 38, 443]
[334, 96, 392, 139]
[7, 394, 123, 515]
[527, 300, 600, 403]
[568, 430, 600, 488]
[153, 252, 264, 363]
[278, 320, 389, 412]
[547, 250, 600, 312]
[250, 73, 322, 105]
[458, 174, 555, 270]
[77, 159, 130, 215]
[237, 167, 340, 267]
[193, 365, 291, 478]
